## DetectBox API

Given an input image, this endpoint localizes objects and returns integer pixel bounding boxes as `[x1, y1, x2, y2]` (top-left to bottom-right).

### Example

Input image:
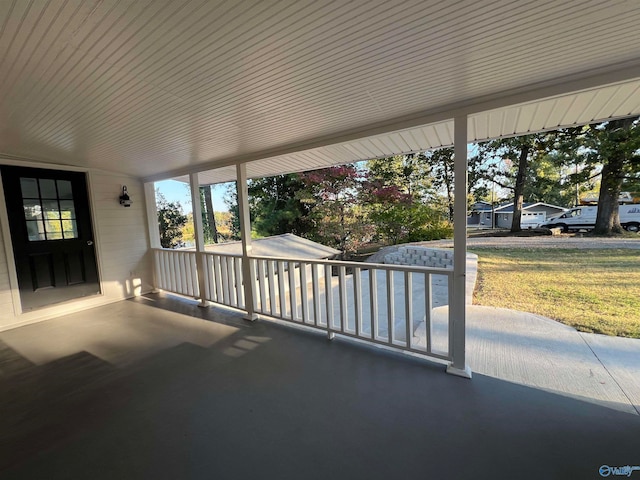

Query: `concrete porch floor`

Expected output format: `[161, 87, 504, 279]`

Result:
[0, 294, 639, 480]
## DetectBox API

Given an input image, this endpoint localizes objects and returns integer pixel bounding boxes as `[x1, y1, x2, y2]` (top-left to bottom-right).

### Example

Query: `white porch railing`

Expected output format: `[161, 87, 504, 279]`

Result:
[153, 249, 199, 297]
[152, 249, 454, 362]
[249, 256, 452, 360]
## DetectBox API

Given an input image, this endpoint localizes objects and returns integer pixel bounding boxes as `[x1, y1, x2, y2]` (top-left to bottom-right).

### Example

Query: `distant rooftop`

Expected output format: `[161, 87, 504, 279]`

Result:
[471, 202, 567, 213]
[203, 233, 340, 259]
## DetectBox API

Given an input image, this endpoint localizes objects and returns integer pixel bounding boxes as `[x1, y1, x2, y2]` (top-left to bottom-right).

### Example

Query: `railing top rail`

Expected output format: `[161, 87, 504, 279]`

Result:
[247, 254, 453, 275]
[152, 248, 452, 275]
[152, 247, 199, 253]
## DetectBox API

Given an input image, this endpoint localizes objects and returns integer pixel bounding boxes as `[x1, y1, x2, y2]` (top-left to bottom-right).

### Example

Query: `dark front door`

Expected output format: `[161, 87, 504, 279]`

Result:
[1, 166, 100, 311]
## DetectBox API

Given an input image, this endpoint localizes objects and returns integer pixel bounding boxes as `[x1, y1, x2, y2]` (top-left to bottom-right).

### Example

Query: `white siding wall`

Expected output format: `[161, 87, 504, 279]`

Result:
[0, 220, 16, 319]
[89, 172, 153, 300]
[0, 169, 153, 331]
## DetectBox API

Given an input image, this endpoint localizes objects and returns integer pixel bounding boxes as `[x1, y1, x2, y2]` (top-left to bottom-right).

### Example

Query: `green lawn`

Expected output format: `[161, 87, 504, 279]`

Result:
[470, 248, 640, 338]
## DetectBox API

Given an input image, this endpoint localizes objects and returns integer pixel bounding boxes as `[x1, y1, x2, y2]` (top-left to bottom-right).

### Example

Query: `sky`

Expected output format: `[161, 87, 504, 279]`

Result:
[155, 179, 231, 213]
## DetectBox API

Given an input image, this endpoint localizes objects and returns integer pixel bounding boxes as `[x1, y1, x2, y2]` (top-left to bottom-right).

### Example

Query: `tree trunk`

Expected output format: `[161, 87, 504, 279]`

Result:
[510, 143, 530, 232]
[593, 158, 623, 235]
[443, 160, 454, 221]
[203, 186, 219, 243]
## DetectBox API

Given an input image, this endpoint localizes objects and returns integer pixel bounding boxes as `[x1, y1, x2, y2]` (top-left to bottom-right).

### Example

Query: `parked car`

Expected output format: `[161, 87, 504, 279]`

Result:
[539, 205, 640, 232]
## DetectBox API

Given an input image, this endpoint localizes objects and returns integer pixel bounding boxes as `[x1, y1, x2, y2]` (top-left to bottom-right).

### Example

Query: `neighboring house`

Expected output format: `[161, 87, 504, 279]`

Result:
[467, 201, 494, 227]
[494, 202, 567, 229]
[468, 201, 567, 229]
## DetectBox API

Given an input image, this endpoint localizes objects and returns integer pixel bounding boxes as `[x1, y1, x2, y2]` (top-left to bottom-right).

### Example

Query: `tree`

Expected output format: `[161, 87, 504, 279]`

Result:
[522, 152, 587, 207]
[424, 148, 455, 221]
[578, 117, 640, 234]
[224, 182, 241, 240]
[364, 154, 451, 244]
[200, 185, 219, 244]
[472, 133, 569, 232]
[299, 165, 371, 256]
[156, 191, 188, 248]
[248, 174, 311, 237]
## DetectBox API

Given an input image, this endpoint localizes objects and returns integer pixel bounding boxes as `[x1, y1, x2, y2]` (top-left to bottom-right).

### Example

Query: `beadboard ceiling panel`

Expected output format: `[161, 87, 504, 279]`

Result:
[184, 78, 640, 185]
[0, 0, 639, 182]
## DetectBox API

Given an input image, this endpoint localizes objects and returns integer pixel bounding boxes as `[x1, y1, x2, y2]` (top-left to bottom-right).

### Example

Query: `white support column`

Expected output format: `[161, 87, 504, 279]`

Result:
[189, 173, 209, 307]
[447, 115, 472, 379]
[236, 163, 258, 321]
[144, 182, 161, 293]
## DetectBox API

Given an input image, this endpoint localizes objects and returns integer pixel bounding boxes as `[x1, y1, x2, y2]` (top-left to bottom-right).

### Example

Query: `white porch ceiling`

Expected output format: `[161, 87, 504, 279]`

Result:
[185, 78, 640, 184]
[0, 0, 639, 182]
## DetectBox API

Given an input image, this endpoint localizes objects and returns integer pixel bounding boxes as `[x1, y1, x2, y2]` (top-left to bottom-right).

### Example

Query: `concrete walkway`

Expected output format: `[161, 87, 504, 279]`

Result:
[371, 242, 640, 416]
[415, 305, 640, 416]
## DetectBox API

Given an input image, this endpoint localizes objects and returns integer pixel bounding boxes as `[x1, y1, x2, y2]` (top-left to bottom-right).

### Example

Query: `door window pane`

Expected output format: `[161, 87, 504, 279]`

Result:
[39, 179, 57, 199]
[56, 180, 73, 199]
[26, 220, 46, 241]
[23, 199, 42, 220]
[21, 176, 79, 241]
[44, 218, 63, 238]
[62, 220, 78, 239]
[20, 178, 39, 198]
[59, 200, 75, 219]
[42, 200, 60, 219]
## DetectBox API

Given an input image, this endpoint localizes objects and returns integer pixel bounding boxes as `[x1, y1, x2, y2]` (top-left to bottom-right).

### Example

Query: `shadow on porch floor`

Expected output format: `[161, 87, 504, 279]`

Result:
[0, 293, 638, 480]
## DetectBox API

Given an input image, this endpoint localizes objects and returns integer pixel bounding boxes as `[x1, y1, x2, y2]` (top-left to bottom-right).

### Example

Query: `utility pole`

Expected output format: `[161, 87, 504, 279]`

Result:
[491, 181, 495, 229]
[575, 163, 579, 207]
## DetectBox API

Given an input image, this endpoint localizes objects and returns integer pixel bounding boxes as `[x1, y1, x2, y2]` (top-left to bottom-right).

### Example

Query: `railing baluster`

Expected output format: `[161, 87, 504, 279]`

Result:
[425, 272, 432, 354]
[202, 254, 211, 301]
[250, 258, 258, 312]
[162, 251, 169, 291]
[193, 253, 200, 298]
[267, 261, 277, 316]
[311, 263, 320, 326]
[214, 255, 222, 302]
[338, 266, 347, 332]
[370, 268, 378, 340]
[157, 251, 165, 290]
[354, 267, 362, 337]
[257, 259, 267, 313]
[386, 270, 394, 344]
[235, 256, 244, 309]
[185, 253, 192, 296]
[176, 252, 187, 295]
[179, 253, 185, 294]
[226, 255, 235, 306]
[160, 251, 168, 291]
[300, 262, 309, 323]
[171, 251, 180, 293]
[209, 254, 216, 302]
[325, 264, 334, 331]
[289, 261, 298, 321]
[277, 261, 286, 318]
[220, 256, 229, 305]
[190, 252, 197, 297]
[405, 271, 412, 349]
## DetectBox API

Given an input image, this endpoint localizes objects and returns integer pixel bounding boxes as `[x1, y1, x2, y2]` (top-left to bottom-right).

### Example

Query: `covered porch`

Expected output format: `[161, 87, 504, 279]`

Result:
[0, 1, 640, 477]
[1, 293, 639, 479]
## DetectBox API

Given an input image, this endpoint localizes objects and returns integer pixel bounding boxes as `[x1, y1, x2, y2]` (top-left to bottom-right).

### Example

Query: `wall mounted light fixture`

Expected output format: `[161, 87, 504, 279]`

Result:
[119, 185, 132, 207]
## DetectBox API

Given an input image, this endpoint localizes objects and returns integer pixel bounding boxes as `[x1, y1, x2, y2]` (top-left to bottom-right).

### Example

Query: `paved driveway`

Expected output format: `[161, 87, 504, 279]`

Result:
[426, 235, 640, 249]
